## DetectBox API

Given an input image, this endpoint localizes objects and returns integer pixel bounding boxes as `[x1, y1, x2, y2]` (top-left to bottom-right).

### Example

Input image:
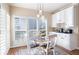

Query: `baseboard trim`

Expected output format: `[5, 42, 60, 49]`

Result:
[10, 44, 27, 48]
[10, 45, 27, 49]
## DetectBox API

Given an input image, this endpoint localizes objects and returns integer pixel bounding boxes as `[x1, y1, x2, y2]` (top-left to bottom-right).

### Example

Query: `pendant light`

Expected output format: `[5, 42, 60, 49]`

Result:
[37, 4, 45, 20]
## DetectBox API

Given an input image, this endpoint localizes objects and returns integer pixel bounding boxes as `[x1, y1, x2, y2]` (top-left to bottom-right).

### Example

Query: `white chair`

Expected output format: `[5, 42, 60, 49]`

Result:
[47, 34, 57, 55]
[38, 34, 57, 55]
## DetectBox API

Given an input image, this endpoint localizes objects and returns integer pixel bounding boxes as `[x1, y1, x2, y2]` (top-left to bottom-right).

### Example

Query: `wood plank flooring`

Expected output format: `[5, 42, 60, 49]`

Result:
[7, 46, 28, 55]
[71, 49, 79, 55]
[7, 46, 79, 55]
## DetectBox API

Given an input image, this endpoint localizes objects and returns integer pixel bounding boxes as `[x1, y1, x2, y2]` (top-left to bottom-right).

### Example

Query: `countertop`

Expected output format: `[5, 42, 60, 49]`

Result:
[49, 31, 73, 35]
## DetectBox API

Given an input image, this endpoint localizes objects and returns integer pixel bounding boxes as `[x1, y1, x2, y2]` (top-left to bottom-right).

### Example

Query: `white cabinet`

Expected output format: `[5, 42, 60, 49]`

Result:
[52, 6, 74, 28]
[65, 6, 74, 28]
[57, 33, 76, 50]
[58, 10, 65, 23]
[49, 32, 75, 50]
[57, 33, 71, 50]
[52, 10, 65, 27]
[52, 13, 59, 27]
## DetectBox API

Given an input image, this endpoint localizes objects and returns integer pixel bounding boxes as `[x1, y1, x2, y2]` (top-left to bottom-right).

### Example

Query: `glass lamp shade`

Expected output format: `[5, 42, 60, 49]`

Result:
[39, 9, 42, 15]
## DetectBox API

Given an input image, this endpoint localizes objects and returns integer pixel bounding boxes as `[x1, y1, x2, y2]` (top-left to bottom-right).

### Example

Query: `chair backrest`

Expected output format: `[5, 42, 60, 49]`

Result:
[48, 34, 57, 48]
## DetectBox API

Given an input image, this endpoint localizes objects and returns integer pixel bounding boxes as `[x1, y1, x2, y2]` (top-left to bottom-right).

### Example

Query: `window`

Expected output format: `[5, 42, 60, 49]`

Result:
[12, 16, 47, 47]
[28, 18, 37, 30]
[15, 17, 27, 31]
[38, 19, 46, 30]
[28, 17, 47, 30]
[12, 16, 27, 47]
[28, 17, 47, 41]
[14, 16, 27, 40]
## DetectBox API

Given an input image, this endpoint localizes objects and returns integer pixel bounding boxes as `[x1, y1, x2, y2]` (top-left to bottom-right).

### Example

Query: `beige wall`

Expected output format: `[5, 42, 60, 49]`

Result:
[74, 4, 79, 48]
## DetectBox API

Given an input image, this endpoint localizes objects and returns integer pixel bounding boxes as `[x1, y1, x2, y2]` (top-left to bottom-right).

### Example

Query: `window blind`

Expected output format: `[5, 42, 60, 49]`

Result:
[0, 4, 10, 55]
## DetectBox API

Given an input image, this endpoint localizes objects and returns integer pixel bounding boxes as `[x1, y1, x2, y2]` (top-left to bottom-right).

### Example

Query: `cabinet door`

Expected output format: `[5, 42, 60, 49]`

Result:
[65, 6, 74, 28]
[57, 34, 71, 50]
[62, 34, 70, 50]
[52, 14, 56, 27]
[52, 10, 65, 27]
[58, 10, 65, 23]
[52, 13, 60, 27]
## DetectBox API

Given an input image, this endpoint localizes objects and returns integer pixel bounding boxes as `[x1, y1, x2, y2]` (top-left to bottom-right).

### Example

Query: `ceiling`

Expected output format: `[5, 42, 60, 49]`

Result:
[10, 3, 72, 13]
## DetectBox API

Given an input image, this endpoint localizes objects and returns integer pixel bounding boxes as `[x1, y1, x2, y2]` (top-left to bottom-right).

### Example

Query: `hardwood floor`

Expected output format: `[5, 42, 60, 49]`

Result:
[7, 46, 79, 55]
[55, 45, 79, 55]
[71, 49, 79, 55]
[7, 46, 28, 55]
[7, 46, 46, 55]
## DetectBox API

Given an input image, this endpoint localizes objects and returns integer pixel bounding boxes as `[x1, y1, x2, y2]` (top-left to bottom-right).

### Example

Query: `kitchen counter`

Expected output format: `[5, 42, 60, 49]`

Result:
[49, 31, 73, 35]
[49, 32, 74, 51]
